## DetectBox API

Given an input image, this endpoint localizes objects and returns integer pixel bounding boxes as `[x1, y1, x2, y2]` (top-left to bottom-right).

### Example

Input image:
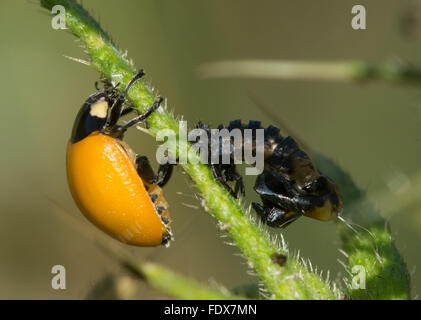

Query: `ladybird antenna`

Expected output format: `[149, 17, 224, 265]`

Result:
[116, 97, 163, 133]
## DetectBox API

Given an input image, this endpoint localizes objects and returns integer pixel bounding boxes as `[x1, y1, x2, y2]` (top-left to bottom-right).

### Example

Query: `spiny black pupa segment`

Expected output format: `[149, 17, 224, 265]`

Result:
[226, 119, 280, 135]
[264, 125, 281, 140]
[226, 119, 264, 132]
[266, 136, 303, 173]
[210, 119, 284, 160]
[227, 119, 243, 130]
[272, 136, 300, 158]
[197, 119, 343, 228]
[196, 121, 210, 131]
[247, 120, 262, 130]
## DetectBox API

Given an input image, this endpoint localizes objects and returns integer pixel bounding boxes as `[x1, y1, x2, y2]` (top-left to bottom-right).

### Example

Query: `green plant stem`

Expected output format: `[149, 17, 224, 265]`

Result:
[135, 262, 245, 300]
[111, 249, 246, 300]
[40, 0, 335, 300]
[197, 59, 421, 84]
[315, 156, 411, 299]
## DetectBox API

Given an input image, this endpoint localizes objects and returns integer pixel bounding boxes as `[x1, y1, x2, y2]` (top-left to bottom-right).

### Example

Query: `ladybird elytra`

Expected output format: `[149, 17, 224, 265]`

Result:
[66, 70, 173, 247]
[66, 133, 166, 246]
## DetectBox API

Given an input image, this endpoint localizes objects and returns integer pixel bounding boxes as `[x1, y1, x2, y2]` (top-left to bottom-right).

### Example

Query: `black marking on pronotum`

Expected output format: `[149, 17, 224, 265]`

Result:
[69, 69, 174, 247]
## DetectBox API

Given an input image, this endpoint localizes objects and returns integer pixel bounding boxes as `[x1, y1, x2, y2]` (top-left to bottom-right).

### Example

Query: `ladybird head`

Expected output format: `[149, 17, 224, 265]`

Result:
[70, 92, 111, 143]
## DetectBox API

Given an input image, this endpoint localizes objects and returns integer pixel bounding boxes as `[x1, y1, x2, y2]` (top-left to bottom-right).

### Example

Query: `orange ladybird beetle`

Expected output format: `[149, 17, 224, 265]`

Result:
[66, 70, 173, 247]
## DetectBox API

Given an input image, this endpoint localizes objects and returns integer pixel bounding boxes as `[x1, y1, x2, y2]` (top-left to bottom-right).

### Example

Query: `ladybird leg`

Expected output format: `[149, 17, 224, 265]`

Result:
[117, 97, 163, 133]
[136, 155, 174, 187]
[252, 202, 300, 228]
[258, 184, 308, 213]
[120, 107, 135, 117]
[233, 171, 245, 197]
[255, 173, 321, 214]
[154, 164, 174, 187]
[265, 171, 326, 212]
[229, 167, 245, 197]
[108, 69, 146, 128]
[211, 165, 237, 197]
[252, 202, 273, 225]
[254, 173, 302, 213]
[135, 155, 157, 185]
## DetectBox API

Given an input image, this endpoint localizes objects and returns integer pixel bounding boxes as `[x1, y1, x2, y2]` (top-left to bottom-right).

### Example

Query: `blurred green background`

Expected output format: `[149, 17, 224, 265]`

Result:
[0, 0, 420, 299]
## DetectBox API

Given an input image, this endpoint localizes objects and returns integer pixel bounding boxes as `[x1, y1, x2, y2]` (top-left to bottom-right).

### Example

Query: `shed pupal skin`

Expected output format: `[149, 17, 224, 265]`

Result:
[198, 120, 342, 227]
[66, 70, 174, 247]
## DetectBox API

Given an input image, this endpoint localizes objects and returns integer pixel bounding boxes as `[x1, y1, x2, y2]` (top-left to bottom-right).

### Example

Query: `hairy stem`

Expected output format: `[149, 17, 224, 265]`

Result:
[40, 0, 335, 299]
[248, 97, 411, 300]
[316, 156, 411, 299]
[107, 246, 246, 300]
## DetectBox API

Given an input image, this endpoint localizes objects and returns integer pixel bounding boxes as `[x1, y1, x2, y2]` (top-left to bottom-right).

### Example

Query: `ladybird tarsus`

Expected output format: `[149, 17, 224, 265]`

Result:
[111, 97, 163, 136]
